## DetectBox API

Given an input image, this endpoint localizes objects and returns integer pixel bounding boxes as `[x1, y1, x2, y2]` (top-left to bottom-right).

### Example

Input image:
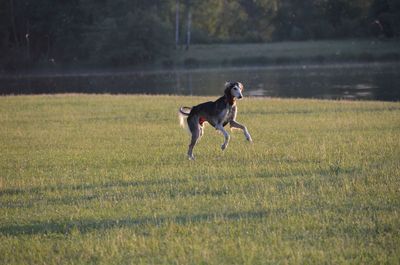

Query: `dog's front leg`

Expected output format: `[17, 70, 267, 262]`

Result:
[230, 120, 253, 142]
[215, 124, 230, 150]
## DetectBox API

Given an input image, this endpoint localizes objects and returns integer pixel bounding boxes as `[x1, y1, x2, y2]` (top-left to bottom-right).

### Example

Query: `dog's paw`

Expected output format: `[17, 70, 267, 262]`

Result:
[221, 143, 228, 151]
[245, 133, 253, 143]
[188, 154, 195, 160]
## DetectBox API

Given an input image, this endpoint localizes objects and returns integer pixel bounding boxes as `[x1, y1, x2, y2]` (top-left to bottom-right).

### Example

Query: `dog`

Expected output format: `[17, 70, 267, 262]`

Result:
[178, 81, 252, 160]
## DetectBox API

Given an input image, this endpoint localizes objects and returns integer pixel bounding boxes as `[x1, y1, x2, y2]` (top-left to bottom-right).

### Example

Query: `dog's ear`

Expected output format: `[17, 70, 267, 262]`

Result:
[238, 82, 244, 91]
[224, 86, 231, 97]
[224, 82, 232, 96]
[224, 83, 235, 104]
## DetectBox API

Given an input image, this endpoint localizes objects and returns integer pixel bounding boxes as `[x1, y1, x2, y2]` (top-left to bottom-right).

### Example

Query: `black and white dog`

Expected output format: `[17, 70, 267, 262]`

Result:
[179, 82, 252, 160]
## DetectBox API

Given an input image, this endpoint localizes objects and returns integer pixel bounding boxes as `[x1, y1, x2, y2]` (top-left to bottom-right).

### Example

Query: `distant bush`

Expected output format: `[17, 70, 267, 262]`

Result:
[230, 57, 270, 66]
[312, 55, 326, 64]
[275, 57, 294, 64]
[161, 59, 175, 69]
[379, 53, 400, 61]
[358, 52, 375, 62]
[183, 58, 200, 68]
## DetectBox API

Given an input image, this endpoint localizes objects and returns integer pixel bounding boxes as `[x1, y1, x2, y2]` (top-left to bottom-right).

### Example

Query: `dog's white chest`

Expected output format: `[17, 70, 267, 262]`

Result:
[219, 108, 228, 120]
[219, 105, 233, 123]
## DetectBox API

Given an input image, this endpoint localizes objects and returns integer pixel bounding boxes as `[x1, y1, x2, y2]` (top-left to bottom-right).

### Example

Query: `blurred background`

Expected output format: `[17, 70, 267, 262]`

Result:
[1, 0, 399, 100]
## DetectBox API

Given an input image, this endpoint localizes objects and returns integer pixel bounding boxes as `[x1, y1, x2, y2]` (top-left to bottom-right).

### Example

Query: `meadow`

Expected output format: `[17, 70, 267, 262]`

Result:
[0, 94, 399, 264]
[172, 39, 400, 67]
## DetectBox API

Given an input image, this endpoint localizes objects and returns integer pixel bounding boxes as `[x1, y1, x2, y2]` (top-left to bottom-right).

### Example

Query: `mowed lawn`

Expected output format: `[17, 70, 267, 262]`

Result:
[0, 94, 399, 264]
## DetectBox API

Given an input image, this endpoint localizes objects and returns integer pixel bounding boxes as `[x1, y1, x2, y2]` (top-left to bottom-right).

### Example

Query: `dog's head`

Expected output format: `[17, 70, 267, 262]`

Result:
[225, 81, 244, 101]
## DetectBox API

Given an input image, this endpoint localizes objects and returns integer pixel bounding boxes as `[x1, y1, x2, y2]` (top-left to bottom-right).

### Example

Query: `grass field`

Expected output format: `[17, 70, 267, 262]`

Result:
[1, 94, 400, 264]
[171, 39, 400, 67]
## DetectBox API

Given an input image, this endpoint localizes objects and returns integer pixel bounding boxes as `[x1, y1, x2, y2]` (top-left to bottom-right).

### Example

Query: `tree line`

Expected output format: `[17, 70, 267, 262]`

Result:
[0, 0, 399, 71]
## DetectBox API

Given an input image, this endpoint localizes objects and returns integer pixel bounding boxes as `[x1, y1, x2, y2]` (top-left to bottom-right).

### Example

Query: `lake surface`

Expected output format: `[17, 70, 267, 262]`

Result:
[1, 62, 399, 101]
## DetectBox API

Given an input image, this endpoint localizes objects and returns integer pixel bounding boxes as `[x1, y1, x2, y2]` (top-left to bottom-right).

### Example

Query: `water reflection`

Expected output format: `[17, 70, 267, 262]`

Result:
[1, 62, 399, 101]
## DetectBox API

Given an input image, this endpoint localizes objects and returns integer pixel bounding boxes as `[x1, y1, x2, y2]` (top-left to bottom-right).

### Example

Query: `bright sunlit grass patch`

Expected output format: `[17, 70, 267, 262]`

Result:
[1, 94, 399, 264]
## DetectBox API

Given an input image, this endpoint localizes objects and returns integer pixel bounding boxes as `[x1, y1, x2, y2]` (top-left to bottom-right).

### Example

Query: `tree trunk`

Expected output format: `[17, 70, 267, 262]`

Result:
[185, 0, 191, 50]
[26, 20, 30, 62]
[10, 0, 20, 48]
[175, 0, 180, 49]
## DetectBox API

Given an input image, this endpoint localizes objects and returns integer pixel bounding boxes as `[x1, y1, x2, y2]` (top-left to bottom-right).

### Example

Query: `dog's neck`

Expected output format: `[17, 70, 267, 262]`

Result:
[224, 93, 236, 106]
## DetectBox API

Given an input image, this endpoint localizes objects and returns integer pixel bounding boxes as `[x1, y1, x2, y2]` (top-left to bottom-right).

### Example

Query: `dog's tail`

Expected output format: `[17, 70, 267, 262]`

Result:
[178, 106, 191, 128]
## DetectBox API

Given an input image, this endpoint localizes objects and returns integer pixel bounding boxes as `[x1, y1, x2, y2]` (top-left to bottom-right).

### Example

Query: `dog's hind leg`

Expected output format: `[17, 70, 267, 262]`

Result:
[230, 120, 253, 142]
[215, 124, 230, 151]
[187, 116, 200, 160]
[188, 133, 199, 160]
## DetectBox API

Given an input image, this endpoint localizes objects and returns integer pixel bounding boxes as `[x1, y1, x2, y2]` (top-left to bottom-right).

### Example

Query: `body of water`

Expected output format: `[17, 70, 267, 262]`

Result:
[1, 62, 399, 101]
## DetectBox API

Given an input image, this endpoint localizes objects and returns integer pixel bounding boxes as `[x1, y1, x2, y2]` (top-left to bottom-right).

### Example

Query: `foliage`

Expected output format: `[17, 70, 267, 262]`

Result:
[86, 10, 173, 66]
[0, 95, 399, 264]
[0, 0, 400, 71]
[272, 0, 375, 40]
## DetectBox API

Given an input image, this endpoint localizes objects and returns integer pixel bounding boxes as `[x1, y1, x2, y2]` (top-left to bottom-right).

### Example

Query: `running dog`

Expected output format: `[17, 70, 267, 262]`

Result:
[178, 81, 252, 160]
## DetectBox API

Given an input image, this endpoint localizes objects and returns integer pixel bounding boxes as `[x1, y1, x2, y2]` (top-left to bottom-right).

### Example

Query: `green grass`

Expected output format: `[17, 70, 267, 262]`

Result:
[1, 94, 400, 264]
[171, 39, 400, 67]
